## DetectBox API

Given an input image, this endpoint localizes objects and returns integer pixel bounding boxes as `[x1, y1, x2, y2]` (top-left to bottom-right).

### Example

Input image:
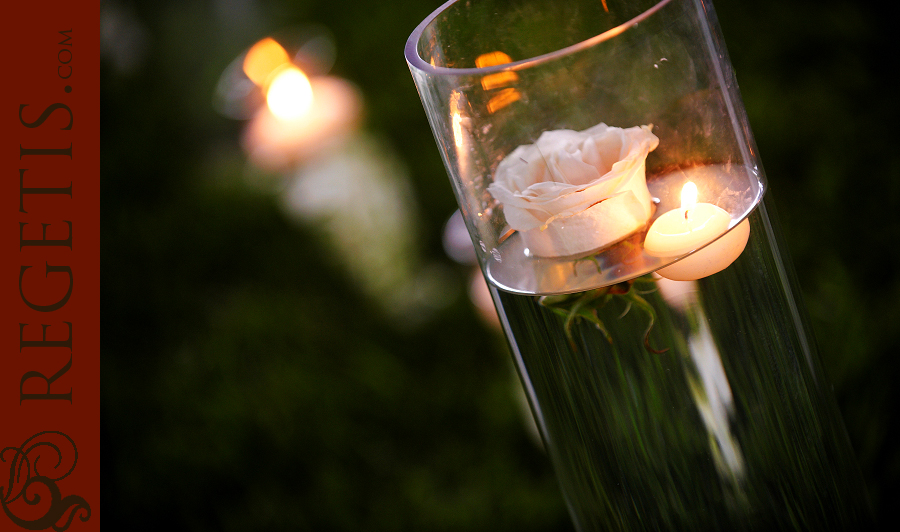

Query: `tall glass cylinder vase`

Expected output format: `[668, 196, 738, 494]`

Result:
[406, 0, 872, 529]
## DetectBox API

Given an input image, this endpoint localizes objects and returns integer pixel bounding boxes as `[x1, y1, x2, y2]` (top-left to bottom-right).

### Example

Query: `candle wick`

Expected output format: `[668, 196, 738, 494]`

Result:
[684, 208, 689, 221]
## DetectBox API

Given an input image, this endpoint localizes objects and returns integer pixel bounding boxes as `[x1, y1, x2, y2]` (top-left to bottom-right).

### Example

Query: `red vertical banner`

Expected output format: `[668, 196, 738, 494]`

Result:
[1, 2, 99, 531]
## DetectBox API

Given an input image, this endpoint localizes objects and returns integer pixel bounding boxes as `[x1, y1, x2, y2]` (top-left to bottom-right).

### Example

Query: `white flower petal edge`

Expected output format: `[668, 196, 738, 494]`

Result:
[488, 123, 658, 257]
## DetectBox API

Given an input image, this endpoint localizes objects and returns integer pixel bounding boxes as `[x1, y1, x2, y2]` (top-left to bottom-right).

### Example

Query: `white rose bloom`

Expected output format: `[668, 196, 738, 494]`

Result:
[488, 123, 658, 257]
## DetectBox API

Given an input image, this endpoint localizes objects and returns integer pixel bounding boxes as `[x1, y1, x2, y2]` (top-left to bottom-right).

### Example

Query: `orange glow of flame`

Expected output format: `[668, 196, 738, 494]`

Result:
[243, 37, 291, 87]
[450, 91, 464, 147]
[487, 88, 520, 114]
[266, 66, 314, 121]
[476, 51, 520, 91]
[680, 181, 698, 211]
[475, 51, 513, 68]
[452, 112, 463, 147]
[481, 71, 518, 90]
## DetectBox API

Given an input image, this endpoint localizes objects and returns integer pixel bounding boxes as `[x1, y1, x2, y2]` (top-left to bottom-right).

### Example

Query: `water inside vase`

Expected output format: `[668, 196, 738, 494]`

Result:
[487, 201, 872, 530]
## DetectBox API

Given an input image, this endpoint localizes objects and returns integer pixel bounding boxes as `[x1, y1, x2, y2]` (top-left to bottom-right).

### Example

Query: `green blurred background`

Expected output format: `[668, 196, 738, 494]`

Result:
[101, 0, 898, 529]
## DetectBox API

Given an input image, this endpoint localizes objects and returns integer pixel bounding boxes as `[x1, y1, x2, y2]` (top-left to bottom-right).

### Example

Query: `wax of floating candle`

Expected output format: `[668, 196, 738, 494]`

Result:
[644, 182, 749, 281]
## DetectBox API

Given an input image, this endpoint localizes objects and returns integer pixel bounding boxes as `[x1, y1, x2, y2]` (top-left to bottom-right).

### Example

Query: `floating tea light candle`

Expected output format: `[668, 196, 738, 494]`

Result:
[644, 181, 750, 281]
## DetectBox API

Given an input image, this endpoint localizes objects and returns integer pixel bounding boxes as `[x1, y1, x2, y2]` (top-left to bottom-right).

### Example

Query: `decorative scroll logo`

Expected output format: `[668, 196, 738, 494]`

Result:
[1, 431, 91, 531]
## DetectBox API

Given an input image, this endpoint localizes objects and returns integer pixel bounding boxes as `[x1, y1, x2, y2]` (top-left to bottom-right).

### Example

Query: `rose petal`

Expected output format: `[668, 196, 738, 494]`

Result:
[488, 123, 658, 236]
[553, 152, 600, 186]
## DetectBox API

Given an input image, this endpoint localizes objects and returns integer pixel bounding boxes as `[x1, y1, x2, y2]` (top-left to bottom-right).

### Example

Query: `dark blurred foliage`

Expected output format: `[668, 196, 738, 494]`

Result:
[101, 0, 898, 530]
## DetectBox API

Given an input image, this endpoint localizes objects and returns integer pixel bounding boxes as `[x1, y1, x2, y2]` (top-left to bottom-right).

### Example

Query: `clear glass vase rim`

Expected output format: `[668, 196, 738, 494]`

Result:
[405, 0, 674, 76]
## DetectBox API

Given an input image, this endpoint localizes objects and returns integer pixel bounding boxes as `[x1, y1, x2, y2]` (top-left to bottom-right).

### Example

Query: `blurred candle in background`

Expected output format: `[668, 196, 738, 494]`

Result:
[236, 36, 363, 171]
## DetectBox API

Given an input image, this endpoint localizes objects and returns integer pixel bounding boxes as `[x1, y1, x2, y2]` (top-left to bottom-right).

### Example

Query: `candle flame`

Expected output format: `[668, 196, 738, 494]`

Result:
[266, 66, 314, 121]
[243, 37, 291, 87]
[681, 181, 698, 211]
